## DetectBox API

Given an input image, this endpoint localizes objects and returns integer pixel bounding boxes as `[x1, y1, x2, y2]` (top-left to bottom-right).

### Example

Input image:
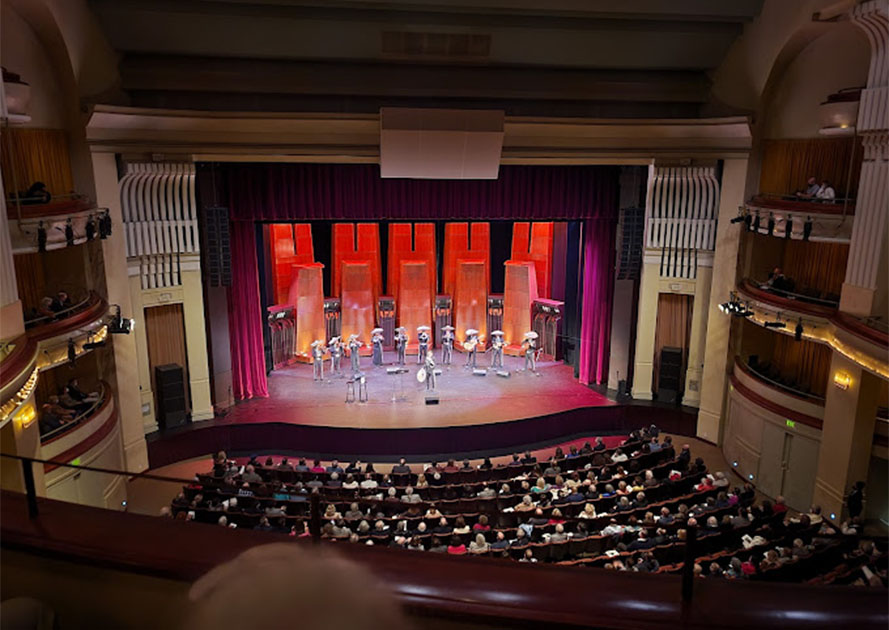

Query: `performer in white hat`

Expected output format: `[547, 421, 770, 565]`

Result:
[521, 331, 539, 374]
[348, 334, 363, 374]
[371, 327, 385, 366]
[394, 326, 408, 366]
[328, 336, 343, 376]
[464, 329, 480, 369]
[311, 340, 326, 381]
[440, 325, 455, 365]
[416, 325, 431, 364]
[489, 330, 505, 369]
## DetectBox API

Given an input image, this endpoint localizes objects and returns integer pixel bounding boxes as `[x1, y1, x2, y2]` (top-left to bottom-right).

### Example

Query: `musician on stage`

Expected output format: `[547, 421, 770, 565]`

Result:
[371, 327, 385, 366]
[311, 340, 326, 381]
[417, 326, 431, 364]
[348, 334, 363, 374]
[440, 325, 455, 365]
[464, 328, 480, 369]
[395, 327, 408, 366]
[489, 330, 505, 369]
[328, 336, 343, 376]
[422, 349, 437, 391]
[520, 331, 540, 374]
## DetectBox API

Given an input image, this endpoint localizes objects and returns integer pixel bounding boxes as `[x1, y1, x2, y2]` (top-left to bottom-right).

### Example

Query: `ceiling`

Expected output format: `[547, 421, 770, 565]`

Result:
[87, 0, 765, 117]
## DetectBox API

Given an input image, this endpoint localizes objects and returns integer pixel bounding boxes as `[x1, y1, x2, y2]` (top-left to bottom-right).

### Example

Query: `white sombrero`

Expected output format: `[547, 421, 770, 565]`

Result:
[348, 333, 360, 340]
[524, 331, 539, 339]
[397, 326, 407, 332]
[442, 325, 455, 331]
[372, 327, 384, 334]
[417, 325, 431, 331]
[328, 336, 340, 344]
[465, 328, 479, 336]
[491, 330, 504, 336]
[311, 339, 324, 347]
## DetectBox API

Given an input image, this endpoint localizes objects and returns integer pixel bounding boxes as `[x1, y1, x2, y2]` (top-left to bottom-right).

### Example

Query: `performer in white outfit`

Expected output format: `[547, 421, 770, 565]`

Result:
[489, 330, 505, 369]
[311, 340, 325, 381]
[416, 326, 431, 364]
[440, 325, 454, 365]
[371, 327, 385, 366]
[328, 336, 343, 376]
[464, 329, 480, 369]
[348, 334, 363, 374]
[521, 331, 539, 374]
[423, 350, 437, 390]
[394, 327, 408, 366]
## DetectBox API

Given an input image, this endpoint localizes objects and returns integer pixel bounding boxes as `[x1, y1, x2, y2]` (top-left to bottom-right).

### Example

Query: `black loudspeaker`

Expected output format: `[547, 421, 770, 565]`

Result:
[657, 347, 683, 405]
[617, 379, 629, 399]
[425, 393, 440, 405]
[156, 364, 188, 429]
[205, 206, 231, 287]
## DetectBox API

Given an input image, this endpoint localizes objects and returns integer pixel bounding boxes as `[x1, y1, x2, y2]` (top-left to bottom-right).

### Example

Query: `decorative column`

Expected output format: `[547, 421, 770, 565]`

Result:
[0, 169, 24, 341]
[840, 0, 889, 318]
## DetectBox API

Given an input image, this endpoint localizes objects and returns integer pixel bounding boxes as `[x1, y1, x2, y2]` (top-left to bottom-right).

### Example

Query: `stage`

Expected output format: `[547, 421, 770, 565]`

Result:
[222, 351, 612, 430]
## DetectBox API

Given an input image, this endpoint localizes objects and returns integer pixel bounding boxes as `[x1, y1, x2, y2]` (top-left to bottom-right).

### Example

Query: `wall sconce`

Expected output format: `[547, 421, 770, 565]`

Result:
[833, 371, 852, 390]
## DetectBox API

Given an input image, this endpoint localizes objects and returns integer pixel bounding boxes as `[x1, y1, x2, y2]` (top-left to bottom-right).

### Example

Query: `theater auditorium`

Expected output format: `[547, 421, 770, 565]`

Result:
[0, 0, 887, 628]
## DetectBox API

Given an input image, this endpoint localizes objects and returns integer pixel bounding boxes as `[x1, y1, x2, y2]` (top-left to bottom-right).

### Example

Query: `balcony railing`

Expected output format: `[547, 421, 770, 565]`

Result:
[738, 279, 837, 318]
[40, 382, 108, 442]
[738, 357, 825, 404]
[24, 292, 95, 329]
[752, 278, 840, 309]
[5, 193, 94, 221]
[748, 193, 856, 216]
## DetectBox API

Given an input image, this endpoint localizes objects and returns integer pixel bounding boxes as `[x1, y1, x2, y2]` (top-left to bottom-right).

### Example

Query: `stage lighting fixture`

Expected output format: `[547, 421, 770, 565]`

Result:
[803, 217, 813, 241]
[108, 305, 134, 335]
[795, 319, 804, 341]
[83, 333, 106, 351]
[767, 214, 775, 236]
[751, 213, 761, 233]
[744, 212, 753, 230]
[37, 221, 47, 253]
[785, 215, 793, 239]
[65, 218, 75, 247]
[764, 321, 786, 329]
[85, 215, 96, 241]
[730, 208, 746, 224]
[67, 338, 76, 365]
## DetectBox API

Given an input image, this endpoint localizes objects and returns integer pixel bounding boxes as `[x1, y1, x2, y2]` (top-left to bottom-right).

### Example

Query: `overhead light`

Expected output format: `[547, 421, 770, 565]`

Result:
[748, 474, 755, 481]
[732, 461, 738, 467]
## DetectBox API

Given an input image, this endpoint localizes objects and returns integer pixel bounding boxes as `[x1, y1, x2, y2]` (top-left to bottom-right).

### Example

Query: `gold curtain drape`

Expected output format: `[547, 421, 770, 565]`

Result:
[13, 252, 46, 316]
[652, 293, 693, 393]
[771, 335, 832, 398]
[759, 137, 863, 198]
[782, 240, 849, 297]
[1, 128, 74, 198]
[145, 304, 191, 413]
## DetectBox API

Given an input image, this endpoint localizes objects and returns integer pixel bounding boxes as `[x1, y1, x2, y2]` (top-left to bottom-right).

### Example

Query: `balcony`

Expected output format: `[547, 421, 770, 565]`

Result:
[40, 383, 116, 467]
[39, 382, 109, 442]
[745, 195, 854, 243]
[5, 194, 104, 254]
[737, 278, 837, 319]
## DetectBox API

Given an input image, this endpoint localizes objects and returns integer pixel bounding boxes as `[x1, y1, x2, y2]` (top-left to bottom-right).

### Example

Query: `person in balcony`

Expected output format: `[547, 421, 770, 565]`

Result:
[66, 378, 99, 407]
[795, 176, 820, 198]
[37, 297, 56, 320]
[816, 179, 836, 201]
[53, 290, 72, 315]
[38, 403, 66, 434]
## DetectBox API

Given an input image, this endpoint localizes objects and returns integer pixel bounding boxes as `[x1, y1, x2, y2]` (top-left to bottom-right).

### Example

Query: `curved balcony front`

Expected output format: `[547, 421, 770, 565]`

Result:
[6, 196, 103, 254]
[745, 195, 855, 242]
[737, 278, 837, 319]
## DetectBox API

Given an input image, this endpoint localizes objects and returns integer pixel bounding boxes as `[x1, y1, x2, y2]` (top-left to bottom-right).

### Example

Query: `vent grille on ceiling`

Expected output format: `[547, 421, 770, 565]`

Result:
[381, 31, 491, 59]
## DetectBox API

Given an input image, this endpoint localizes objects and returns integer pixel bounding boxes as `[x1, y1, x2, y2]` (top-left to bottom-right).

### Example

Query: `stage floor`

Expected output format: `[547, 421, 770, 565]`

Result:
[221, 351, 613, 429]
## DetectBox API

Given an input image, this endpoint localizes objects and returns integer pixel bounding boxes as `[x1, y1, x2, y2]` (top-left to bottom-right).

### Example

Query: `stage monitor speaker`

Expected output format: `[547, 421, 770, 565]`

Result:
[155, 364, 188, 429]
[386, 367, 409, 374]
[472, 369, 487, 376]
[657, 347, 683, 405]
[617, 379, 629, 398]
[495, 370, 511, 378]
[425, 393, 440, 405]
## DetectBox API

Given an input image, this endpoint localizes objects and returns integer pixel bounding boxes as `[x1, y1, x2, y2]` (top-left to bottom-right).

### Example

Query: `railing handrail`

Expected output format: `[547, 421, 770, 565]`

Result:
[752, 278, 839, 308]
[0, 451, 199, 486]
[742, 359, 826, 403]
[24, 292, 95, 327]
[752, 191, 857, 205]
[5, 192, 86, 204]
[40, 382, 109, 442]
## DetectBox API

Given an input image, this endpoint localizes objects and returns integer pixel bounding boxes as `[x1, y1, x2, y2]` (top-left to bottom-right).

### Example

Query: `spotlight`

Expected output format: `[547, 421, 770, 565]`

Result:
[67, 338, 76, 366]
[732, 461, 738, 467]
[785, 215, 793, 239]
[109, 305, 134, 335]
[99, 210, 112, 239]
[744, 212, 753, 230]
[730, 209, 746, 224]
[748, 474, 755, 481]
[37, 221, 47, 253]
[767, 214, 775, 236]
[795, 318, 804, 341]
[764, 321, 786, 329]
[830, 512, 836, 520]
[751, 213, 761, 233]
[803, 217, 813, 241]
[85, 215, 96, 241]
[83, 333, 106, 350]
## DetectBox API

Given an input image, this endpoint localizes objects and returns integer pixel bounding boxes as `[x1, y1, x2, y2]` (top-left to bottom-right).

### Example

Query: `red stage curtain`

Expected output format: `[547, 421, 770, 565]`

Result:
[579, 218, 617, 385]
[227, 222, 269, 400]
[221, 163, 620, 220]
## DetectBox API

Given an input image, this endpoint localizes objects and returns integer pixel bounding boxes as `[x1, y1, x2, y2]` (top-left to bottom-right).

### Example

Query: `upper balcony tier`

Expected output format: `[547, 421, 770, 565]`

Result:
[745, 195, 855, 243]
[737, 278, 837, 319]
[6, 194, 105, 254]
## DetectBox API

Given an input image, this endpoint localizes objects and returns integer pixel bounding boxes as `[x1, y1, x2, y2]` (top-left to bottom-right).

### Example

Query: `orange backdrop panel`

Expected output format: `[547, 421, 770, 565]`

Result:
[287, 262, 326, 361]
[332, 223, 382, 306]
[443, 222, 490, 298]
[502, 260, 538, 355]
[454, 260, 488, 347]
[341, 261, 376, 349]
[510, 222, 554, 299]
[398, 260, 434, 352]
[387, 223, 436, 299]
[270, 223, 314, 305]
